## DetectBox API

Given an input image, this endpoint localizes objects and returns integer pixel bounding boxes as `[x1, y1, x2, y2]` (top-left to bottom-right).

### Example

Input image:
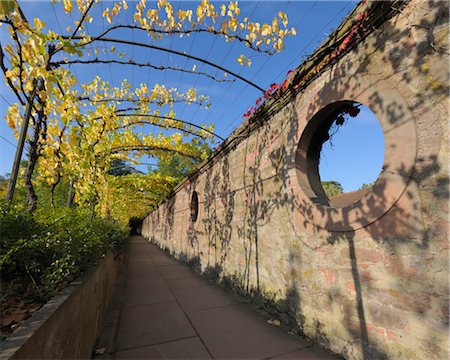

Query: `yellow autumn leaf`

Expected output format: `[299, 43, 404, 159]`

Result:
[33, 18, 45, 29]
[63, 0, 73, 13]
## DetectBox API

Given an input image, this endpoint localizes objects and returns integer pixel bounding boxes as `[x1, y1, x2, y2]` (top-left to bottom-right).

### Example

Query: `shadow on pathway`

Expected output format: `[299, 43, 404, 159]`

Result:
[94, 236, 337, 359]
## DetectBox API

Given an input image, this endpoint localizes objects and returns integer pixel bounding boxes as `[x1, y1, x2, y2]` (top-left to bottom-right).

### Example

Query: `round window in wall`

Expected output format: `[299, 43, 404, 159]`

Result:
[190, 191, 199, 222]
[296, 101, 385, 209]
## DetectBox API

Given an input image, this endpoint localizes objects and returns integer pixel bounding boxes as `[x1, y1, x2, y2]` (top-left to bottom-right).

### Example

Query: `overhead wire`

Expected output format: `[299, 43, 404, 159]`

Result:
[0, 94, 13, 106]
[65, 4, 88, 91]
[174, 0, 195, 122]
[176, 0, 194, 89]
[51, 1, 83, 91]
[201, 1, 259, 129]
[0, 135, 17, 149]
[196, 0, 261, 125]
[221, 0, 354, 135]
[146, 2, 154, 86]
[219, 1, 304, 134]
[248, 1, 317, 84]
[177, 30, 197, 119]
[99, 0, 116, 88]
[274, 0, 354, 81]
[131, 7, 135, 88]
[0, 95, 18, 150]
[187, 35, 218, 129]
[162, 1, 179, 87]
[82, 10, 102, 86]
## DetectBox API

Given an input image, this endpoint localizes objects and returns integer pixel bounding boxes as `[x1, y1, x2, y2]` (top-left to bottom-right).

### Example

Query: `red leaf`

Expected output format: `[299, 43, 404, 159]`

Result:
[346, 106, 360, 117]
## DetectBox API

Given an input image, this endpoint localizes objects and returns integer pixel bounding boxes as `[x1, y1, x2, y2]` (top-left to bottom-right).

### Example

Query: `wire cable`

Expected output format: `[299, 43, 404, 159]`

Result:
[0, 135, 17, 149]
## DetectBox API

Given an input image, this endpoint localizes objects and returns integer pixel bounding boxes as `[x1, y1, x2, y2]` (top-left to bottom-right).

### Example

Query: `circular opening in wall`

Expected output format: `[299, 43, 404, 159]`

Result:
[190, 191, 199, 222]
[296, 101, 385, 209]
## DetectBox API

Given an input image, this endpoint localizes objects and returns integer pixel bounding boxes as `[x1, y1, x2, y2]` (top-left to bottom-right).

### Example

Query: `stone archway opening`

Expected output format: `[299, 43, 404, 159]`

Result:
[296, 101, 385, 209]
[190, 191, 199, 223]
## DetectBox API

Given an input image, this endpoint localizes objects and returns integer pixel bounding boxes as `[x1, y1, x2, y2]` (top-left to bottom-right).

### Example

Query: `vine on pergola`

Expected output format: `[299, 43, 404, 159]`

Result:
[0, 0, 295, 220]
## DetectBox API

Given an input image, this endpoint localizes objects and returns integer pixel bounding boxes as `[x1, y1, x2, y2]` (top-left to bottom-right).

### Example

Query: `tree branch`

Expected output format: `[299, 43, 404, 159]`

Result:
[63, 35, 265, 92]
[75, 24, 274, 55]
[6, 20, 27, 98]
[51, 58, 234, 82]
[70, 0, 95, 40]
[90, 107, 222, 140]
[77, 97, 208, 107]
[114, 113, 224, 141]
[117, 120, 205, 140]
[0, 42, 25, 106]
[110, 145, 202, 161]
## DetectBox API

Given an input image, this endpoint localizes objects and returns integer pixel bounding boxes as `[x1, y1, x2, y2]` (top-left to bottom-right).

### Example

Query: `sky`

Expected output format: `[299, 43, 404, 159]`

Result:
[0, 0, 384, 192]
[319, 105, 384, 192]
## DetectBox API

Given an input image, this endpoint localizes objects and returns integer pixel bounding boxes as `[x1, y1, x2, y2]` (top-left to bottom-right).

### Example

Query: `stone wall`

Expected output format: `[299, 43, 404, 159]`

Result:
[142, 1, 449, 359]
[1, 253, 123, 359]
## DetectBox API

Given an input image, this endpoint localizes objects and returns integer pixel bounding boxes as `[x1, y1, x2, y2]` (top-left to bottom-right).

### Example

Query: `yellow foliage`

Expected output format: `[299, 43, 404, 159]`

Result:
[1, 0, 293, 222]
[63, 0, 73, 13]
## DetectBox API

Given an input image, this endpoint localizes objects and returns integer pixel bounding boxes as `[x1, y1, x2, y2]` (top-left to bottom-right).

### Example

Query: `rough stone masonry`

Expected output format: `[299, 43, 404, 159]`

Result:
[142, 1, 449, 359]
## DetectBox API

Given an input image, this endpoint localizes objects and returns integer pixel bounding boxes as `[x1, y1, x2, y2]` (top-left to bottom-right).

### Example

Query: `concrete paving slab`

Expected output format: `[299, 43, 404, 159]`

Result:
[115, 337, 211, 359]
[125, 276, 167, 289]
[126, 266, 162, 279]
[158, 264, 200, 280]
[149, 256, 179, 266]
[267, 345, 336, 359]
[187, 303, 308, 359]
[172, 284, 244, 313]
[116, 301, 197, 350]
[126, 255, 152, 262]
[122, 284, 175, 307]
[95, 237, 339, 359]
[165, 275, 213, 290]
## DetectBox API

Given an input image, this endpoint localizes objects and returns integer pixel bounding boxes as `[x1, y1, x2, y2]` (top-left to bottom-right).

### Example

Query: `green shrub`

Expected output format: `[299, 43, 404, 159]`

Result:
[0, 201, 128, 305]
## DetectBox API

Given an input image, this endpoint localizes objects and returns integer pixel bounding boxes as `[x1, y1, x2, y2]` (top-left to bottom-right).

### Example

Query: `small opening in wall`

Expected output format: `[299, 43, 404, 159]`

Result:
[296, 101, 385, 208]
[190, 191, 199, 222]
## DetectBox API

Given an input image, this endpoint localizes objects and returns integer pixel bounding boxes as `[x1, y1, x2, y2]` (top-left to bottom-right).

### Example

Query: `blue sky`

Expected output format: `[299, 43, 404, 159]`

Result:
[319, 105, 384, 192]
[0, 0, 384, 192]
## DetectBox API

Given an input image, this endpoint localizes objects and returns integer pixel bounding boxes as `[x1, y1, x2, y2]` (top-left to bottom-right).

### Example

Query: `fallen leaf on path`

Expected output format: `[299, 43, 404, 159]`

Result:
[94, 348, 106, 355]
[267, 319, 281, 326]
[10, 322, 21, 331]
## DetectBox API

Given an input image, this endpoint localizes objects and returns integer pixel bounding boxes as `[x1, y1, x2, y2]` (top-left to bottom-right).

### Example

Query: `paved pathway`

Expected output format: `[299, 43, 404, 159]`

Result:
[95, 236, 337, 359]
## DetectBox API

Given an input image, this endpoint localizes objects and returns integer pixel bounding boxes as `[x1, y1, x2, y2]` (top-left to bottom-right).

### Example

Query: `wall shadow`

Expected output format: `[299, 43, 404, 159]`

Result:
[143, 2, 449, 359]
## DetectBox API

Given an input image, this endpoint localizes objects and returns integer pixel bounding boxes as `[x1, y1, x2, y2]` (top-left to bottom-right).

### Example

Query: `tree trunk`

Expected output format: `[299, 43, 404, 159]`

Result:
[50, 172, 61, 207]
[25, 116, 42, 213]
[67, 179, 75, 207]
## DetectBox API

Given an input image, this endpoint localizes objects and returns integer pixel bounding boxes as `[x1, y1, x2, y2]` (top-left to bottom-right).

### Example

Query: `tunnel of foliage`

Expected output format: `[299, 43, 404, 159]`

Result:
[0, 0, 296, 338]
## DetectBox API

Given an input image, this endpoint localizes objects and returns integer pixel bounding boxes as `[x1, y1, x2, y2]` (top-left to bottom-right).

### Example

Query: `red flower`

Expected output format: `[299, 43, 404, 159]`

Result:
[243, 106, 256, 118]
[270, 83, 278, 89]
[341, 35, 351, 49]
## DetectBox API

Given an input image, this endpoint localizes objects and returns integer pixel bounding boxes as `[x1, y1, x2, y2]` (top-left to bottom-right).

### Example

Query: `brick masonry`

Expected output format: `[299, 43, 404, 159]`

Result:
[142, 1, 449, 359]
